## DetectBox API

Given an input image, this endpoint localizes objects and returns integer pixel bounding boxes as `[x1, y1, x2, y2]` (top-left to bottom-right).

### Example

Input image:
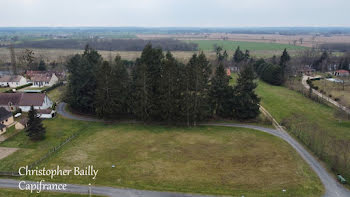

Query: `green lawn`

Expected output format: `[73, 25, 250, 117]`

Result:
[0, 189, 95, 197]
[189, 40, 307, 51]
[47, 85, 66, 103]
[254, 79, 350, 180]
[0, 119, 321, 197]
[0, 116, 90, 171]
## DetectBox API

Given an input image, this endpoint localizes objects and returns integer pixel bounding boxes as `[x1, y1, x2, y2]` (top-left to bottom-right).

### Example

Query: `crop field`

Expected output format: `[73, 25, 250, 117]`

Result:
[188, 40, 307, 51]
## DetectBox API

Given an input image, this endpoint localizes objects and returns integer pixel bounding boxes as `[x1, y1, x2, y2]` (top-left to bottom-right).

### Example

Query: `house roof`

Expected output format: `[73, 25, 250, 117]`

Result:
[0, 75, 23, 83]
[0, 93, 46, 107]
[336, 70, 349, 73]
[0, 107, 12, 121]
[30, 74, 53, 82]
[37, 109, 53, 114]
[0, 124, 5, 130]
[27, 70, 64, 79]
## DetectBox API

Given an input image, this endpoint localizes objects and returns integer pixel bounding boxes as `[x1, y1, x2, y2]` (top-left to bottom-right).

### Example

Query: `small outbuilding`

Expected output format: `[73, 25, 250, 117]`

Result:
[333, 70, 349, 77]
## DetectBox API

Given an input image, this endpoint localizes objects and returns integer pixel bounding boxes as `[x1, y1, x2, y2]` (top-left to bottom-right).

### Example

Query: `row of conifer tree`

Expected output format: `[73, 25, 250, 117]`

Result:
[65, 44, 260, 125]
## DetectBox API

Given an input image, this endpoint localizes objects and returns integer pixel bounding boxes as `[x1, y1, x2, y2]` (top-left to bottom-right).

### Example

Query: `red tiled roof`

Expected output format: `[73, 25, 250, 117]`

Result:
[0, 93, 45, 106]
[336, 70, 349, 73]
[0, 75, 23, 82]
[37, 109, 52, 114]
[30, 74, 52, 82]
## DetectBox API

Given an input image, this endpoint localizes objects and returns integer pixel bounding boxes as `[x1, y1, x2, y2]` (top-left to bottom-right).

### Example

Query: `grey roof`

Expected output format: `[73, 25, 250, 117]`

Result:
[0, 107, 12, 121]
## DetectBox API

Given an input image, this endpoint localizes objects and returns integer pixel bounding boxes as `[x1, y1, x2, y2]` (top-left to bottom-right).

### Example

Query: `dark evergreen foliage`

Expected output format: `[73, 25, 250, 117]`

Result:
[232, 65, 260, 119]
[26, 106, 46, 141]
[210, 63, 234, 118]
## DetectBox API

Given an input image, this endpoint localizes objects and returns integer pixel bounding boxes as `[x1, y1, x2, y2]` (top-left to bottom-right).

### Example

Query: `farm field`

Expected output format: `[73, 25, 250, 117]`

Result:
[0, 44, 303, 65]
[0, 116, 323, 196]
[188, 40, 307, 51]
[312, 78, 350, 108]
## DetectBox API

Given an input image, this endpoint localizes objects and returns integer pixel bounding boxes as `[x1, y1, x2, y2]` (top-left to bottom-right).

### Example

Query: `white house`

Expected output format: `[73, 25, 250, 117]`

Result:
[37, 109, 56, 119]
[0, 93, 53, 112]
[0, 75, 27, 88]
[30, 73, 59, 87]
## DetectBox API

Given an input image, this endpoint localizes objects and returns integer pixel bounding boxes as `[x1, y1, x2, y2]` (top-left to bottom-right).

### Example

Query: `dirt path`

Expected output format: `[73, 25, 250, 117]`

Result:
[302, 75, 350, 114]
[0, 147, 18, 160]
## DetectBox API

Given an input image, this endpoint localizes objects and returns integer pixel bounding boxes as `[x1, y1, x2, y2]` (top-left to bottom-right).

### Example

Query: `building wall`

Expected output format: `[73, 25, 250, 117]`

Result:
[0, 127, 6, 135]
[19, 96, 53, 112]
[15, 122, 25, 130]
[0, 116, 14, 127]
[49, 74, 59, 86]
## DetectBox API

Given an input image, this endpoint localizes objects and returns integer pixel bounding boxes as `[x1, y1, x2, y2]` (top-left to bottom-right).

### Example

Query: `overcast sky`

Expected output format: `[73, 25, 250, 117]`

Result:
[0, 0, 349, 27]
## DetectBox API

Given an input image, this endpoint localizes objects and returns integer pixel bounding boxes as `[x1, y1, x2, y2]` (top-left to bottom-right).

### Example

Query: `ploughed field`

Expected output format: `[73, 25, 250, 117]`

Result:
[0, 116, 323, 196]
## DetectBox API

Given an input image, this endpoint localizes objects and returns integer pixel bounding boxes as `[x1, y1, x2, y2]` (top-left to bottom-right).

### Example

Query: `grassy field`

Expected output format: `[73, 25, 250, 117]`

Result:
[188, 40, 307, 51]
[251, 78, 350, 181]
[0, 117, 90, 171]
[0, 189, 94, 197]
[47, 85, 66, 103]
[0, 116, 323, 196]
[313, 78, 350, 108]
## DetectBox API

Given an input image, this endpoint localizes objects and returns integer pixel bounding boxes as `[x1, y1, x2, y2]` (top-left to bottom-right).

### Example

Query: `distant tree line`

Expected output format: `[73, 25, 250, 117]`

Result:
[65, 44, 260, 125]
[11, 39, 198, 51]
[320, 43, 350, 52]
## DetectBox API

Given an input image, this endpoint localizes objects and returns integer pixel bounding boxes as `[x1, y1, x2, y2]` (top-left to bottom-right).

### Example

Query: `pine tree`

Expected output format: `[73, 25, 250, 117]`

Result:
[95, 61, 118, 119]
[142, 43, 164, 120]
[66, 45, 102, 113]
[186, 53, 211, 126]
[280, 48, 291, 67]
[38, 60, 46, 71]
[232, 65, 260, 119]
[233, 46, 245, 63]
[210, 63, 234, 118]
[26, 106, 46, 141]
[131, 61, 149, 121]
[159, 51, 182, 123]
[131, 43, 163, 121]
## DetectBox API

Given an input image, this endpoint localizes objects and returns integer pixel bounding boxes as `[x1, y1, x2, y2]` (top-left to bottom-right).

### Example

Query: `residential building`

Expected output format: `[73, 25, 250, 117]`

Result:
[0, 93, 53, 112]
[30, 73, 59, 87]
[0, 75, 27, 88]
[0, 107, 14, 135]
[37, 109, 56, 119]
[15, 118, 28, 130]
[333, 70, 350, 77]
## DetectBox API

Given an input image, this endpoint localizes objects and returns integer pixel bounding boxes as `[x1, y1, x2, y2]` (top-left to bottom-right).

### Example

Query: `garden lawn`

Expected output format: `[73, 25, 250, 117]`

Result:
[0, 116, 90, 171]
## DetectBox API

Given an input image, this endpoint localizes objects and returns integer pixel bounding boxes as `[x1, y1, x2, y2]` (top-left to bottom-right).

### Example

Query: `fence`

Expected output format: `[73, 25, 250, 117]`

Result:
[0, 126, 86, 177]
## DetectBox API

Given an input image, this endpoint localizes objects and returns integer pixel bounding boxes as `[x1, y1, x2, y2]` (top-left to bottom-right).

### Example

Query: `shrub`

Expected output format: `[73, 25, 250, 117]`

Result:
[41, 82, 64, 93]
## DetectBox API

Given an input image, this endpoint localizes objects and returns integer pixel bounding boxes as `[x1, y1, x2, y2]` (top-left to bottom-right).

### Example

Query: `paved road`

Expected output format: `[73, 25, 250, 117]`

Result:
[18, 102, 348, 197]
[57, 102, 103, 122]
[302, 75, 350, 115]
[203, 123, 350, 197]
[0, 179, 213, 197]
